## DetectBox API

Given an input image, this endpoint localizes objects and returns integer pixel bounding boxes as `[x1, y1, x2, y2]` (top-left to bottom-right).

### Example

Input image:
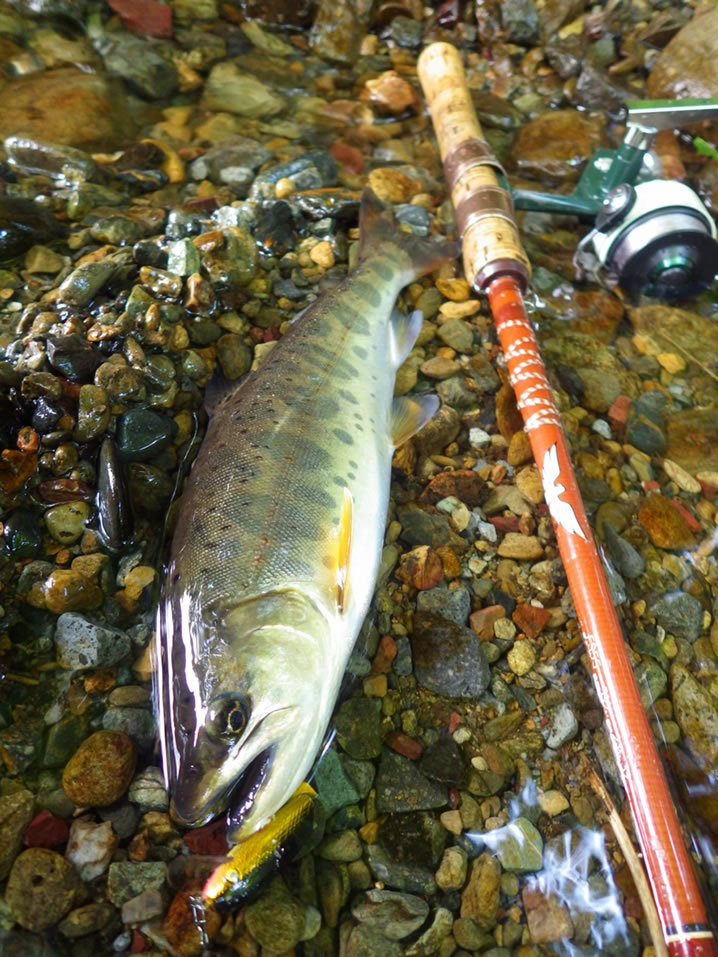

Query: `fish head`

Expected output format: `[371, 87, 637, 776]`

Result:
[159, 588, 333, 839]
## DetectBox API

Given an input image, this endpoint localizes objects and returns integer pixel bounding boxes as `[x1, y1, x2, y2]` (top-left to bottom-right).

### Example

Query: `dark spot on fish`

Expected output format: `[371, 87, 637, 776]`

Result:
[333, 428, 354, 445]
[353, 281, 382, 308]
[339, 389, 358, 405]
[349, 460, 358, 469]
[220, 524, 232, 531]
[172, 573, 180, 584]
[356, 424, 364, 432]
[300, 486, 337, 508]
[333, 476, 345, 487]
[353, 413, 363, 420]
[353, 345, 368, 360]
[204, 541, 219, 549]
[373, 261, 394, 282]
[348, 472, 356, 480]
[207, 506, 218, 513]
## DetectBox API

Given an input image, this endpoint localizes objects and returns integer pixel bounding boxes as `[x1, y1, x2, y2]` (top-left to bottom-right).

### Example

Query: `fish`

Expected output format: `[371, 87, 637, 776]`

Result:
[155, 188, 457, 841]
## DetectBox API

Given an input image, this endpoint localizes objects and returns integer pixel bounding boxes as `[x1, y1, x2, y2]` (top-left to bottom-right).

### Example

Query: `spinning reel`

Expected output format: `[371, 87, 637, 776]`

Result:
[511, 98, 718, 300]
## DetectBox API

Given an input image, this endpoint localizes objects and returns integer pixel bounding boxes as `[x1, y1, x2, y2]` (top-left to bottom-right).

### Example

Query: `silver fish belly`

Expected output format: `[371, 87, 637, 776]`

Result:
[155, 189, 456, 839]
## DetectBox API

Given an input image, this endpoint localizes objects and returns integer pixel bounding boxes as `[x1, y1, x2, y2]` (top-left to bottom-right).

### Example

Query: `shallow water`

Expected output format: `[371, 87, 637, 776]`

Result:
[0, 1, 716, 955]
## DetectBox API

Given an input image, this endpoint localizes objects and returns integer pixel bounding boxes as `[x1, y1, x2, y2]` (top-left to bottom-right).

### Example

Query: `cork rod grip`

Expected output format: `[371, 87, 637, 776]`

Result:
[417, 42, 531, 290]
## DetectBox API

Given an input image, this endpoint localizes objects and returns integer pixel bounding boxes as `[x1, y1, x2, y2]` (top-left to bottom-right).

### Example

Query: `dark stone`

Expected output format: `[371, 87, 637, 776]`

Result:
[2, 510, 43, 559]
[649, 591, 703, 642]
[46, 335, 101, 383]
[334, 696, 383, 759]
[117, 408, 178, 462]
[0, 197, 67, 260]
[379, 811, 447, 870]
[603, 523, 645, 580]
[32, 397, 63, 434]
[411, 611, 490, 698]
[389, 15, 423, 47]
[501, 0, 539, 44]
[625, 390, 668, 457]
[419, 735, 468, 787]
[375, 751, 448, 813]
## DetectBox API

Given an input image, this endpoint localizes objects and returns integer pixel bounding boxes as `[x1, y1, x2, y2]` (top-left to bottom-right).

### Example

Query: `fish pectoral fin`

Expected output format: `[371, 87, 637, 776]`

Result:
[326, 487, 353, 614]
[390, 395, 440, 447]
[391, 309, 423, 368]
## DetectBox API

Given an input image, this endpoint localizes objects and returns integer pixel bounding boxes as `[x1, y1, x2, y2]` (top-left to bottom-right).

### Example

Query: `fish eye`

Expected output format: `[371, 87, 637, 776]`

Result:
[206, 695, 249, 742]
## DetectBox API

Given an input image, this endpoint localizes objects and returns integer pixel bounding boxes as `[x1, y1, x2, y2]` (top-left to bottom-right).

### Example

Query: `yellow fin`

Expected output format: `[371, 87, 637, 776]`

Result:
[390, 394, 440, 447]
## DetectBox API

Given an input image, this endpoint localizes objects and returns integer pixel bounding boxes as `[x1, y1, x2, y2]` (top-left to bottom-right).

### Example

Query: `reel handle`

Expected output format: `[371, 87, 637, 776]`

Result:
[417, 42, 531, 291]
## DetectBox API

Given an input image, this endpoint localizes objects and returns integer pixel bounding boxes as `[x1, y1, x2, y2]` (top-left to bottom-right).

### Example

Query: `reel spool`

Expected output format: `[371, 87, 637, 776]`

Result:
[590, 180, 718, 299]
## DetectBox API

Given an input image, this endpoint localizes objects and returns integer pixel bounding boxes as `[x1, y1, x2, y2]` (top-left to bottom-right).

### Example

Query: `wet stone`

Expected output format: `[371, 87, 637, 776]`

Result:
[127, 766, 169, 810]
[44, 501, 91, 546]
[65, 816, 117, 881]
[55, 613, 131, 672]
[638, 494, 696, 550]
[216, 333, 252, 379]
[603, 524, 645, 580]
[334, 696, 383, 759]
[670, 664, 718, 768]
[107, 860, 167, 907]
[344, 924, 401, 957]
[121, 888, 165, 924]
[375, 751, 447, 813]
[57, 902, 114, 938]
[313, 748, 361, 818]
[2, 510, 42, 559]
[6, 848, 82, 932]
[244, 874, 307, 950]
[117, 408, 178, 462]
[649, 591, 703, 642]
[102, 706, 155, 750]
[351, 888, 429, 939]
[411, 611, 490, 698]
[460, 852, 501, 929]
[415, 582, 471, 626]
[509, 109, 605, 183]
[544, 702, 579, 749]
[203, 61, 286, 117]
[634, 660, 668, 710]
[62, 730, 136, 807]
[42, 714, 88, 768]
[0, 788, 34, 880]
[44, 569, 103, 614]
[625, 391, 667, 456]
[100, 33, 178, 100]
[0, 196, 67, 260]
[501, 0, 539, 44]
[74, 385, 110, 441]
[58, 261, 116, 307]
[419, 735, 468, 788]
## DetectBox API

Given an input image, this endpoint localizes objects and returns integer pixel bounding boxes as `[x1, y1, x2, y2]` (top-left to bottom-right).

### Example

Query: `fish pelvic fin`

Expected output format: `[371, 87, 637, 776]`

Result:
[391, 394, 440, 448]
[358, 188, 459, 282]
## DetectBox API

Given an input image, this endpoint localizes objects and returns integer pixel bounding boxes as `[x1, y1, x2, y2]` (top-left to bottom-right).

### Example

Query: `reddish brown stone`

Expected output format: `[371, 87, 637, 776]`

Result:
[469, 605, 506, 641]
[488, 515, 520, 533]
[0, 450, 37, 493]
[371, 634, 397, 675]
[638, 493, 696, 549]
[670, 498, 702, 532]
[522, 886, 574, 944]
[183, 819, 229, 857]
[607, 394, 631, 431]
[495, 383, 523, 441]
[385, 730, 423, 760]
[512, 604, 551, 639]
[130, 929, 150, 952]
[23, 810, 69, 849]
[395, 545, 444, 590]
[38, 479, 95, 503]
[329, 140, 364, 174]
[107, 0, 173, 37]
[434, 545, 462, 579]
[362, 70, 420, 116]
[163, 884, 221, 957]
[420, 469, 486, 507]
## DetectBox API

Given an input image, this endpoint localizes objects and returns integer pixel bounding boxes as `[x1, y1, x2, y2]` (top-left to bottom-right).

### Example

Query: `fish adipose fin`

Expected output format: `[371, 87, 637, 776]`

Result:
[358, 188, 459, 281]
[390, 308, 423, 368]
[391, 394, 440, 448]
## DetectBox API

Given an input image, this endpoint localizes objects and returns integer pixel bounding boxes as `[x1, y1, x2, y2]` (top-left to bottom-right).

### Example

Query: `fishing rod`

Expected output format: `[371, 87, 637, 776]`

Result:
[418, 41, 717, 957]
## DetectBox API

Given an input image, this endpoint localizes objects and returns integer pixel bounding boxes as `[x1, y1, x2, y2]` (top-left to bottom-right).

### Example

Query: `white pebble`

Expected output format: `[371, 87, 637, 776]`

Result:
[469, 427, 491, 448]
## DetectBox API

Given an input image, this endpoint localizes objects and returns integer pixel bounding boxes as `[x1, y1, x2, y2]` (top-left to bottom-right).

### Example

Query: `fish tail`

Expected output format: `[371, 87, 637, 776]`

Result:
[358, 188, 459, 282]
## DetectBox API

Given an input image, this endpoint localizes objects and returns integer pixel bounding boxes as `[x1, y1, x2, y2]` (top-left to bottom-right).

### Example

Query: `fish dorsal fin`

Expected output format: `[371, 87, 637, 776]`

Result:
[391, 394, 439, 447]
[391, 309, 423, 368]
[333, 487, 353, 614]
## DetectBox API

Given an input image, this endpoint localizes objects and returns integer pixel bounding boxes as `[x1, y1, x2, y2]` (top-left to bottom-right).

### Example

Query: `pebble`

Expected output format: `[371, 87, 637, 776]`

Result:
[62, 730, 137, 807]
[128, 766, 169, 810]
[649, 591, 703, 642]
[6, 847, 82, 932]
[507, 639, 536, 676]
[0, 789, 34, 880]
[671, 664, 718, 767]
[55, 612, 131, 672]
[537, 789, 570, 816]
[57, 902, 115, 939]
[404, 906, 453, 956]
[435, 845, 468, 891]
[497, 533, 543, 560]
[522, 885, 574, 944]
[121, 888, 166, 924]
[107, 860, 167, 907]
[411, 611, 490, 698]
[460, 852, 501, 928]
[44, 502, 91, 545]
[351, 889, 429, 939]
[638, 494, 696, 550]
[437, 317, 475, 353]
[375, 751, 447, 813]
[334, 697, 383, 759]
[491, 817, 544, 872]
[544, 702, 579, 749]
[663, 458, 701, 494]
[416, 582, 472, 626]
[65, 817, 117, 881]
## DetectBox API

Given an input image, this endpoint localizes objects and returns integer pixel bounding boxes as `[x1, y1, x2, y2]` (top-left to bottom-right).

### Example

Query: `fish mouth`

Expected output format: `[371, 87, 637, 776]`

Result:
[225, 747, 274, 835]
